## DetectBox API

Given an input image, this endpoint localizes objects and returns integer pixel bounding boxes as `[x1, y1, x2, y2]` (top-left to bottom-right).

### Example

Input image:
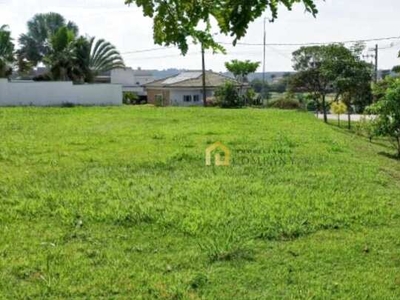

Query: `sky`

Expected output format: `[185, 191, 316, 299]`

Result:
[1, 0, 400, 72]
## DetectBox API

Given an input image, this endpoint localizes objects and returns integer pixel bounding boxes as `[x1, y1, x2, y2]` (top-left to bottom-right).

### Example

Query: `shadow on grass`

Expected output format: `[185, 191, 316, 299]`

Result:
[378, 151, 400, 161]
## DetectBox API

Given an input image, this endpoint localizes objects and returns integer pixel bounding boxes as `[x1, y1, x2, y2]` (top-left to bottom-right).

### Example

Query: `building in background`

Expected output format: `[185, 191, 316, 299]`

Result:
[109, 68, 154, 100]
[145, 71, 242, 106]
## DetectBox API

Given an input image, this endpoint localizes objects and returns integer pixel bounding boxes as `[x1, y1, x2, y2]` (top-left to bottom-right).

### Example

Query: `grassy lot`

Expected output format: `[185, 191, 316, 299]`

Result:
[1, 107, 400, 299]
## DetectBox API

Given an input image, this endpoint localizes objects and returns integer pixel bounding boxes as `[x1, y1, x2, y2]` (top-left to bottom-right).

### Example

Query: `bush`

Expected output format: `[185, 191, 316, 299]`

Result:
[267, 93, 301, 110]
[123, 92, 139, 105]
[206, 97, 218, 107]
[215, 82, 243, 108]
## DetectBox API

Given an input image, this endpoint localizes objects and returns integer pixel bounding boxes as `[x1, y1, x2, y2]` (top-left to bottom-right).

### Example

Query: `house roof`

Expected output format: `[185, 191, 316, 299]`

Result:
[144, 71, 241, 89]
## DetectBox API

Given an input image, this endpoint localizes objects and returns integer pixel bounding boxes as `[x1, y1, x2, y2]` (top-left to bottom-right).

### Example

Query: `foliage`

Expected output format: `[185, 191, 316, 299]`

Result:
[124, 0, 318, 54]
[74, 37, 125, 83]
[372, 76, 397, 102]
[268, 93, 301, 110]
[123, 92, 139, 105]
[1, 107, 400, 298]
[354, 116, 375, 142]
[18, 12, 78, 67]
[367, 78, 400, 158]
[270, 80, 288, 93]
[331, 101, 347, 127]
[43, 26, 77, 81]
[291, 44, 372, 123]
[18, 12, 124, 82]
[214, 81, 243, 108]
[251, 78, 269, 93]
[0, 25, 14, 78]
[225, 60, 260, 83]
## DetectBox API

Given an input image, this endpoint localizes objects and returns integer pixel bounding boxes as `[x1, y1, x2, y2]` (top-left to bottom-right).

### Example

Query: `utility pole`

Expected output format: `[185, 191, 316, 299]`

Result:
[262, 17, 267, 105]
[374, 44, 379, 83]
[201, 45, 207, 107]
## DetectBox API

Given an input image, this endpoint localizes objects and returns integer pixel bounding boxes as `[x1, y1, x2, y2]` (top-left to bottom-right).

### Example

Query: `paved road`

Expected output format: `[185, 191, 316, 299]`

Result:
[316, 114, 375, 121]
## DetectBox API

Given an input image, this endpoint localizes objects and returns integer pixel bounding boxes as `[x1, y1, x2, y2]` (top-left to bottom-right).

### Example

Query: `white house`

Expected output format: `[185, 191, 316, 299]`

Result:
[144, 71, 242, 106]
[110, 68, 154, 98]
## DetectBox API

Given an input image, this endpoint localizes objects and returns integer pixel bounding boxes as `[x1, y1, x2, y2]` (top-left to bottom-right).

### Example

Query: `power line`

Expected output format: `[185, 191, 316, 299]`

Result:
[121, 46, 174, 55]
[216, 35, 400, 47]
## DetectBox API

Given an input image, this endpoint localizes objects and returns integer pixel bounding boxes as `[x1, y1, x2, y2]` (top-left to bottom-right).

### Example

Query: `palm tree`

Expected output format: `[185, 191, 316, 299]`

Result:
[44, 30, 125, 82]
[18, 12, 78, 66]
[44, 27, 77, 81]
[0, 25, 14, 78]
[74, 36, 125, 83]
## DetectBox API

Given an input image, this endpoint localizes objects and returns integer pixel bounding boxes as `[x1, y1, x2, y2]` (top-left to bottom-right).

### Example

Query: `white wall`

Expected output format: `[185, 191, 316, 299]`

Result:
[111, 68, 154, 96]
[0, 79, 122, 106]
[170, 88, 214, 106]
[111, 68, 135, 86]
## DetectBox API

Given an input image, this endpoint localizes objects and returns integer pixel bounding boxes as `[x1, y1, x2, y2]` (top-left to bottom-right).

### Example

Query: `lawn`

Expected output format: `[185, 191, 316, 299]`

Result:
[1, 106, 400, 299]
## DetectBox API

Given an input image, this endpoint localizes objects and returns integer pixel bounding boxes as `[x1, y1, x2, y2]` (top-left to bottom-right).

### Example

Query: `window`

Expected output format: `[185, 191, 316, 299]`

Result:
[193, 95, 200, 102]
[183, 95, 192, 102]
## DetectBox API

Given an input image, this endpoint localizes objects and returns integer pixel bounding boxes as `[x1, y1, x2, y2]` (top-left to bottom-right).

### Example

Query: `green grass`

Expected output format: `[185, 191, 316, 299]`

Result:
[1, 107, 400, 299]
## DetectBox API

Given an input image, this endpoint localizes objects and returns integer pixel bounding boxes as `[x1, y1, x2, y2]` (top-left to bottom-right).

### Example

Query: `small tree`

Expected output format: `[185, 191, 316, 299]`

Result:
[331, 101, 347, 127]
[225, 60, 260, 83]
[225, 60, 260, 105]
[367, 78, 400, 158]
[215, 81, 242, 108]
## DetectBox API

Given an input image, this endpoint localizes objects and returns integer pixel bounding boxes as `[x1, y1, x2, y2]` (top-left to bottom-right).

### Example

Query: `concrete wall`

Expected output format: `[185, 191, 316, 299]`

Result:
[0, 79, 122, 106]
[111, 68, 154, 97]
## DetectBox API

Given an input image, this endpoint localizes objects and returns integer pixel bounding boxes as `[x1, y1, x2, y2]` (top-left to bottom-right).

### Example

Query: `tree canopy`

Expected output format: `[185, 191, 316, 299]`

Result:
[18, 12, 79, 66]
[368, 78, 400, 158]
[291, 44, 372, 123]
[225, 60, 260, 83]
[124, 0, 318, 53]
[16, 12, 125, 82]
[0, 25, 15, 78]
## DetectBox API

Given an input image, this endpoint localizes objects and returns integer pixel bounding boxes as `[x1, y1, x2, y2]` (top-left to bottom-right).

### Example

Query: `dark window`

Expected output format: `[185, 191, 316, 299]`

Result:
[183, 95, 192, 102]
[193, 95, 200, 102]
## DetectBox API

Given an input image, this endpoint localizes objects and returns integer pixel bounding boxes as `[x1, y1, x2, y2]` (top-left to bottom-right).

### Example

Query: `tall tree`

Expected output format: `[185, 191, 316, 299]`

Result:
[291, 44, 372, 123]
[44, 26, 78, 81]
[0, 25, 14, 78]
[18, 12, 78, 66]
[74, 36, 125, 83]
[124, 0, 318, 53]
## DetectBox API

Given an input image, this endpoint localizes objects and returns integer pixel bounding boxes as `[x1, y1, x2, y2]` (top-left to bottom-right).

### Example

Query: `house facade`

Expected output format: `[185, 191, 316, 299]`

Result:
[145, 71, 241, 106]
[110, 68, 154, 99]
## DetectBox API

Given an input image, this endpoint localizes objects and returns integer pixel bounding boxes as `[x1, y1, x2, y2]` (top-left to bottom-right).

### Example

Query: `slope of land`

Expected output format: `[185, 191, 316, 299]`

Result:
[0, 107, 399, 299]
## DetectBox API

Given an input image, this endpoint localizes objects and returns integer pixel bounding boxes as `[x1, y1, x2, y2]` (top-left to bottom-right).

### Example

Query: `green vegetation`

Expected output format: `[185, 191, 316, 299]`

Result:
[0, 25, 14, 78]
[16, 12, 124, 81]
[214, 81, 243, 108]
[291, 44, 373, 123]
[124, 0, 318, 53]
[1, 107, 400, 299]
[367, 77, 400, 158]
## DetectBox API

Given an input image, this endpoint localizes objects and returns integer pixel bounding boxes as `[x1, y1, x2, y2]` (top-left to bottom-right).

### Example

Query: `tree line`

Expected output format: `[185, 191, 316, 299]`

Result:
[0, 12, 125, 82]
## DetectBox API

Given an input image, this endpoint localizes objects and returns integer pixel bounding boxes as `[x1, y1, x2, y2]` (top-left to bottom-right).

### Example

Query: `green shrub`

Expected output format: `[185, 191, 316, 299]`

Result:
[215, 82, 243, 108]
[123, 92, 139, 105]
[268, 93, 301, 110]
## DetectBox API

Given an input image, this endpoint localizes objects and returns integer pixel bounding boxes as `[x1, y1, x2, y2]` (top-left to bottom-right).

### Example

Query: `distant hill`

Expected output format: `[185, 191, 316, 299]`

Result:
[150, 69, 295, 82]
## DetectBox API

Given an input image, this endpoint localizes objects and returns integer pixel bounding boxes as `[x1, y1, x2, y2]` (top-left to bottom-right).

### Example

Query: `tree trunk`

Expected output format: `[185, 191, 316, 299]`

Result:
[348, 112, 351, 129]
[322, 94, 328, 123]
[338, 115, 340, 127]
